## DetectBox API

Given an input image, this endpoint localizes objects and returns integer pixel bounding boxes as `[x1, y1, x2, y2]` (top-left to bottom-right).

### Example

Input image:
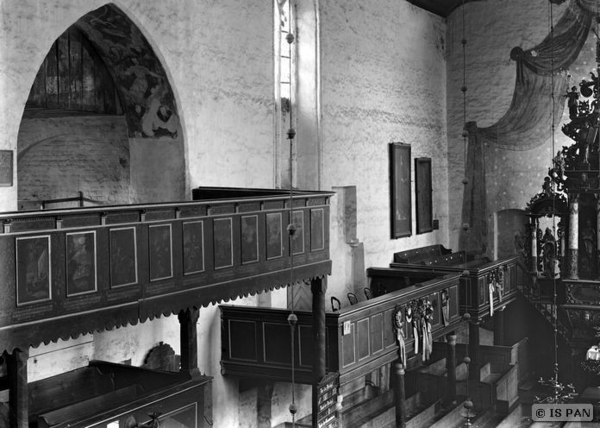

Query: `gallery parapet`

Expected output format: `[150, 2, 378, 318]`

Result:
[0, 187, 334, 354]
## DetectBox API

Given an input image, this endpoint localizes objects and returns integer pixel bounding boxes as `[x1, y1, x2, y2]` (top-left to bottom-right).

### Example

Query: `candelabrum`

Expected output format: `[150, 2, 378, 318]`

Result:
[534, 371, 577, 404]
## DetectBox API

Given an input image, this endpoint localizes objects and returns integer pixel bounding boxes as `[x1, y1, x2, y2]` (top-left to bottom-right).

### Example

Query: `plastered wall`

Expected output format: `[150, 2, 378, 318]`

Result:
[0, 0, 276, 213]
[17, 115, 131, 209]
[319, 0, 449, 299]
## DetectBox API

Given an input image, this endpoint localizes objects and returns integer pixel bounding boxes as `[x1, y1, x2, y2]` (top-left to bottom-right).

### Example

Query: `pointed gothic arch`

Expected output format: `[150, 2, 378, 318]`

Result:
[17, 3, 186, 209]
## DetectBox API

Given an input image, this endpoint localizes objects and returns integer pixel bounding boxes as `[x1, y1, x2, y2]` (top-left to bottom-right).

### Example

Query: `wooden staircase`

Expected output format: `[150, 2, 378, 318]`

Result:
[518, 279, 572, 343]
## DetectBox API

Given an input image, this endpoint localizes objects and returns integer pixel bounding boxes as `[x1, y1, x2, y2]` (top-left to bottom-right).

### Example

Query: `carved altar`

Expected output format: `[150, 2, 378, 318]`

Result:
[525, 64, 600, 279]
[524, 63, 600, 347]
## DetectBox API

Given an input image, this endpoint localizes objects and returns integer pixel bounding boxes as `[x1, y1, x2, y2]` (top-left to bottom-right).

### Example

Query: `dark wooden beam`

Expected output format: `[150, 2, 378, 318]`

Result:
[5, 349, 28, 428]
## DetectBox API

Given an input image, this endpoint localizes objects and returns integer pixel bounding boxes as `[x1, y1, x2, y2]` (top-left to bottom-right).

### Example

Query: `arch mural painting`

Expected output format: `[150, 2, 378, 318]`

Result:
[77, 4, 180, 139]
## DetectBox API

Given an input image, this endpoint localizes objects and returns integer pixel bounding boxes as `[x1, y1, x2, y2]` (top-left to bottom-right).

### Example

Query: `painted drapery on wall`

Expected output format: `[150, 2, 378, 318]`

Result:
[460, 0, 592, 255]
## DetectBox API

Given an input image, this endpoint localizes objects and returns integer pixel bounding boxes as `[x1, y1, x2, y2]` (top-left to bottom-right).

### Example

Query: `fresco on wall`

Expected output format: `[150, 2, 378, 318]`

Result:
[76, 5, 180, 139]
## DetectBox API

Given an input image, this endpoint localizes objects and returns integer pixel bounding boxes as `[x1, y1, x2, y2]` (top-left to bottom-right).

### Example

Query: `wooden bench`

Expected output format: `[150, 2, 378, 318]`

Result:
[30, 361, 212, 428]
[29, 366, 116, 418]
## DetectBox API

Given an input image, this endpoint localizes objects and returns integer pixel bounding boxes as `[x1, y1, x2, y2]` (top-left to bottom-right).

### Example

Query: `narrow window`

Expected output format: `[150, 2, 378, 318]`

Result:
[275, 0, 296, 188]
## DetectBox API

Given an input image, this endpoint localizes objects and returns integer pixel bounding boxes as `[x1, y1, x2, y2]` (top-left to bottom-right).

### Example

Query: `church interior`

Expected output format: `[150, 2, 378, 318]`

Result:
[1, 0, 600, 427]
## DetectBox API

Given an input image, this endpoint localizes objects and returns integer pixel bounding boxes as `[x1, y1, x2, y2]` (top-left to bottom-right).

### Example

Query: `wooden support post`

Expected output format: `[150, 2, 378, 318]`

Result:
[311, 277, 327, 428]
[531, 218, 538, 273]
[596, 197, 600, 279]
[5, 349, 28, 428]
[446, 334, 457, 406]
[469, 318, 480, 382]
[494, 307, 505, 346]
[178, 307, 200, 377]
[567, 199, 579, 279]
[393, 361, 406, 428]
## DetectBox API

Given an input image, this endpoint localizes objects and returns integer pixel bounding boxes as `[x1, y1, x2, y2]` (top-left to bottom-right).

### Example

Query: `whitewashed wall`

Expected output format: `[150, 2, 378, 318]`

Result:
[319, 0, 449, 301]
[0, 0, 276, 214]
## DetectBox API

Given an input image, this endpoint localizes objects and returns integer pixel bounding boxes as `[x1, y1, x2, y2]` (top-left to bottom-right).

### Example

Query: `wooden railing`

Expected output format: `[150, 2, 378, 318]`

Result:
[389, 256, 525, 319]
[220, 270, 464, 386]
[0, 188, 334, 353]
[349, 270, 463, 385]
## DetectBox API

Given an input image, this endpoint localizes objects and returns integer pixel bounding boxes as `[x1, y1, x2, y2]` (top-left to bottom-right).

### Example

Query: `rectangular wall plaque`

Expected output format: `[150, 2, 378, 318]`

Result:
[0, 150, 13, 187]
[415, 157, 433, 234]
[389, 143, 411, 239]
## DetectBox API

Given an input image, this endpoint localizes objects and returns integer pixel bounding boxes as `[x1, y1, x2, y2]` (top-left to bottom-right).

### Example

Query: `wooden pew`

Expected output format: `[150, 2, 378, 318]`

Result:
[389, 247, 523, 319]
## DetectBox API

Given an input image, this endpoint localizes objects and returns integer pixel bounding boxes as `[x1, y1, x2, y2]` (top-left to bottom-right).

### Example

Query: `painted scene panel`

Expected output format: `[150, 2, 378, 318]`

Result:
[292, 211, 304, 255]
[110, 227, 137, 287]
[16, 235, 52, 305]
[66, 231, 97, 296]
[149, 224, 173, 281]
[310, 208, 324, 251]
[241, 215, 259, 264]
[266, 213, 283, 260]
[214, 218, 233, 269]
[183, 221, 204, 274]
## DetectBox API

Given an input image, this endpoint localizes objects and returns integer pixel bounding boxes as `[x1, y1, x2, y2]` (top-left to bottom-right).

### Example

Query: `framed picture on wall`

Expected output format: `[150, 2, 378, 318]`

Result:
[0, 150, 13, 187]
[389, 143, 412, 239]
[415, 157, 433, 234]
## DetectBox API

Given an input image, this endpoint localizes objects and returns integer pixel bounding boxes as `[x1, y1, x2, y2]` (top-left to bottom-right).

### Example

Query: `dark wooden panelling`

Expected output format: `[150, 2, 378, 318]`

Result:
[342, 326, 355, 368]
[0, 189, 333, 353]
[264, 322, 292, 365]
[299, 325, 313, 368]
[370, 313, 383, 354]
[357, 318, 370, 361]
[148, 224, 173, 281]
[384, 308, 396, 348]
[449, 286, 458, 318]
[229, 320, 257, 361]
[431, 291, 440, 326]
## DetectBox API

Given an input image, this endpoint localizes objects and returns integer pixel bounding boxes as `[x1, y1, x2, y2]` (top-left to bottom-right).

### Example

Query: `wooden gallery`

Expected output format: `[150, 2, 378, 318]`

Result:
[1, 0, 600, 427]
